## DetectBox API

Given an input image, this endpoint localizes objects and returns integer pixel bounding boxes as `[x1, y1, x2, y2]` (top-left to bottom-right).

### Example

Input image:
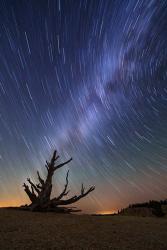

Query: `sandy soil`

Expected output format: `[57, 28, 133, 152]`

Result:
[0, 208, 167, 250]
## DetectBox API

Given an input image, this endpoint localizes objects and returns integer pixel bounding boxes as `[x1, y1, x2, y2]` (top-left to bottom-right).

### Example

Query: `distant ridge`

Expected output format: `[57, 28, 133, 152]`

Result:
[118, 199, 167, 217]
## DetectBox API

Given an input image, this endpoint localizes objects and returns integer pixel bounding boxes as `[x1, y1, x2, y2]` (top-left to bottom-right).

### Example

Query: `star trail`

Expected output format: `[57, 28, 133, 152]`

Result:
[0, 0, 167, 213]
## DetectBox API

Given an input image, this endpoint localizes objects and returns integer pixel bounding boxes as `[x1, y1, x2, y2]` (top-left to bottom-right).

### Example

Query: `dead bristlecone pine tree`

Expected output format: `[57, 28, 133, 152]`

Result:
[22, 150, 95, 213]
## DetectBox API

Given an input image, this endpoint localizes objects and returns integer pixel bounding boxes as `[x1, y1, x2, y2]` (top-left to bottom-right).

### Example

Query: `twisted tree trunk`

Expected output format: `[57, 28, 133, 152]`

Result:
[22, 150, 95, 212]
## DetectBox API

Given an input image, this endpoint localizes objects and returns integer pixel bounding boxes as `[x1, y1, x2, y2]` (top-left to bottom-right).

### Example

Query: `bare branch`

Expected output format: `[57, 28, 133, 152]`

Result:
[53, 170, 70, 201]
[27, 178, 40, 194]
[51, 185, 95, 206]
[45, 161, 49, 171]
[45, 151, 60, 171]
[36, 184, 42, 189]
[50, 150, 59, 167]
[37, 171, 45, 186]
[31, 186, 35, 195]
[81, 183, 85, 195]
[23, 183, 37, 202]
[54, 158, 72, 171]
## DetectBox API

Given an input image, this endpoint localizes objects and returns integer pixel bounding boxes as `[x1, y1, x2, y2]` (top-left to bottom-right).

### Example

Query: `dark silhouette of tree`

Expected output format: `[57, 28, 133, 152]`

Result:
[22, 150, 95, 212]
[126, 200, 165, 217]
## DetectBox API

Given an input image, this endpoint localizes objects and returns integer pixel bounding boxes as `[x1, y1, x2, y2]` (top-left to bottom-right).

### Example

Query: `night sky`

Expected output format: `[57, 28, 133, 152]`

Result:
[0, 0, 167, 214]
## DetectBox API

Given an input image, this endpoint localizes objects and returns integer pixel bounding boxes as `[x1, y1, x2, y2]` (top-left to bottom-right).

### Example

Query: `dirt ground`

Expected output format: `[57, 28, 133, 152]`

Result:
[0, 208, 167, 250]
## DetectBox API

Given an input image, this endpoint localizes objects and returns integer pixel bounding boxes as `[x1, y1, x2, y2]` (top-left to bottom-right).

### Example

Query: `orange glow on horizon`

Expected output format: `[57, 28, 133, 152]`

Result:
[96, 210, 117, 215]
[0, 198, 25, 208]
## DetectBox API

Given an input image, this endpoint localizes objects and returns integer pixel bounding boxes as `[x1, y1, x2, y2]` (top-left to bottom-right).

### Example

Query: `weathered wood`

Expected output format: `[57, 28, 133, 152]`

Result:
[22, 150, 95, 212]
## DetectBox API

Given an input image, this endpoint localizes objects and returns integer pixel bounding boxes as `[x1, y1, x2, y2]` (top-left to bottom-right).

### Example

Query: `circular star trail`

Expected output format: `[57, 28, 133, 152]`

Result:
[0, 0, 167, 213]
